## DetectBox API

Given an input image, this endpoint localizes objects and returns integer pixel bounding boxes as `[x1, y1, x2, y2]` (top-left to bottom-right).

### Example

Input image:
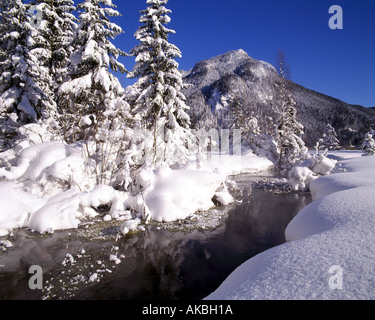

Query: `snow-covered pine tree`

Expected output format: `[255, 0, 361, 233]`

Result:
[23, 1, 77, 133]
[318, 123, 340, 151]
[0, 0, 50, 149]
[0, 0, 10, 63]
[0, 1, 78, 145]
[58, 0, 131, 188]
[366, 118, 375, 139]
[37, 0, 78, 134]
[276, 92, 308, 173]
[275, 65, 308, 173]
[228, 95, 260, 150]
[127, 0, 193, 167]
[26, 0, 62, 124]
[46, 0, 78, 90]
[58, 0, 127, 142]
[362, 132, 375, 156]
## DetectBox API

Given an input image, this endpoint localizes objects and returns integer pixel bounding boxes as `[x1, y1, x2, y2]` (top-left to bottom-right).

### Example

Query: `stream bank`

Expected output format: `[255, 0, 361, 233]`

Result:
[0, 174, 311, 300]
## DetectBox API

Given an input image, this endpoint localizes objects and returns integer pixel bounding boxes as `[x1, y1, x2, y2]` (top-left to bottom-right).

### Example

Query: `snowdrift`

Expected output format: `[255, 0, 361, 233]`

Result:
[288, 152, 337, 191]
[0, 133, 273, 236]
[206, 153, 375, 300]
[142, 166, 226, 222]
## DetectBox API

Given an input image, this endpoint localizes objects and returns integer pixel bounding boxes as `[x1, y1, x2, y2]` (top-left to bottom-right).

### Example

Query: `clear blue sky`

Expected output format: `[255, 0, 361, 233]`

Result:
[111, 0, 375, 108]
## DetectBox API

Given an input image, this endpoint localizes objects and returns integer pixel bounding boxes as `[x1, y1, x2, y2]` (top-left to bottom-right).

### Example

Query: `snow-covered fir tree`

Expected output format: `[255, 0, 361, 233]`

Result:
[227, 94, 262, 153]
[0, 0, 50, 149]
[318, 123, 340, 151]
[0, 1, 10, 63]
[362, 132, 375, 156]
[58, 0, 131, 188]
[34, 0, 78, 131]
[274, 51, 308, 173]
[0, 0, 36, 121]
[58, 0, 127, 142]
[275, 79, 308, 173]
[45, 0, 77, 90]
[26, 0, 61, 123]
[127, 0, 193, 167]
[0, 1, 78, 146]
[234, 101, 260, 145]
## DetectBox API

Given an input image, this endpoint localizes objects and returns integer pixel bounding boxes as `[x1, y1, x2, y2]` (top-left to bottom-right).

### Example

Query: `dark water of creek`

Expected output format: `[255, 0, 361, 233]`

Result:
[0, 176, 311, 300]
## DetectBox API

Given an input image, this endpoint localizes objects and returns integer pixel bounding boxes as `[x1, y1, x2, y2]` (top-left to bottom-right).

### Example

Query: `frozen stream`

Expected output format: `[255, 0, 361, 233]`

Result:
[0, 175, 311, 300]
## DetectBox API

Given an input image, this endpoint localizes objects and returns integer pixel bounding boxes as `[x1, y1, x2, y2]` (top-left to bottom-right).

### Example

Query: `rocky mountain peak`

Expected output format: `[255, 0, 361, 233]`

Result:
[183, 49, 375, 148]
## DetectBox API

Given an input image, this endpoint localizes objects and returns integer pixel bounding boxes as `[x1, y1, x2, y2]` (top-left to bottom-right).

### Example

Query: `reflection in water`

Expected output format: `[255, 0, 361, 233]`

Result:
[0, 178, 311, 300]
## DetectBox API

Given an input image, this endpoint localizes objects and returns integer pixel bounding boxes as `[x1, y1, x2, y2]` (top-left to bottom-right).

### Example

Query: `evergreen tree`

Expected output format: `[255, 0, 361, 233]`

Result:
[57, 0, 130, 187]
[26, 1, 58, 122]
[362, 132, 375, 156]
[225, 94, 262, 155]
[0, 0, 74, 137]
[276, 92, 308, 172]
[127, 0, 193, 167]
[46, 0, 77, 89]
[318, 123, 340, 151]
[0, 0, 10, 64]
[58, 0, 127, 143]
[274, 51, 308, 173]
[24, 1, 77, 129]
[366, 117, 375, 135]
[228, 96, 260, 149]
[0, 0, 48, 149]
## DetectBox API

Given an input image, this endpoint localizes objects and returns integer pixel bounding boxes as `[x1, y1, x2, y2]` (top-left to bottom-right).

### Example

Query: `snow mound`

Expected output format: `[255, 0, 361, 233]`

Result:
[143, 166, 230, 222]
[0, 142, 82, 183]
[28, 190, 81, 234]
[288, 166, 317, 192]
[0, 140, 126, 235]
[0, 182, 45, 237]
[310, 156, 375, 200]
[206, 153, 375, 300]
[288, 154, 337, 191]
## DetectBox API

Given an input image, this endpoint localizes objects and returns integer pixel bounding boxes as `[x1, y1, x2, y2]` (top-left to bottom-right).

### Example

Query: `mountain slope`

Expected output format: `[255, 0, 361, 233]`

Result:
[182, 49, 375, 147]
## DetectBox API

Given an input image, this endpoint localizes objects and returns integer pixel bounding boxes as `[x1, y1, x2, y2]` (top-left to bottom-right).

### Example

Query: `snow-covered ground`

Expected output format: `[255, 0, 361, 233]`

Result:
[0, 131, 273, 237]
[4, 131, 373, 300]
[206, 151, 375, 300]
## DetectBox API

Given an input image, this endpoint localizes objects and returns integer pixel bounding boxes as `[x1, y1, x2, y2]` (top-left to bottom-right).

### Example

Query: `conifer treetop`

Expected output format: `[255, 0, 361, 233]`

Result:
[127, 0, 193, 166]
[74, 0, 127, 75]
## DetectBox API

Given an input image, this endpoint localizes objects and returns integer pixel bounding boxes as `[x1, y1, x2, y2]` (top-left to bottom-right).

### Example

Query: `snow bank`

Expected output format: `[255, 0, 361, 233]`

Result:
[135, 150, 273, 222]
[142, 166, 228, 222]
[288, 154, 337, 191]
[0, 139, 126, 235]
[206, 152, 375, 300]
[0, 142, 82, 183]
[0, 133, 273, 235]
[326, 150, 363, 160]
[288, 166, 317, 191]
[0, 181, 126, 235]
[310, 155, 375, 200]
[201, 150, 274, 176]
[28, 190, 81, 234]
[0, 182, 45, 237]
